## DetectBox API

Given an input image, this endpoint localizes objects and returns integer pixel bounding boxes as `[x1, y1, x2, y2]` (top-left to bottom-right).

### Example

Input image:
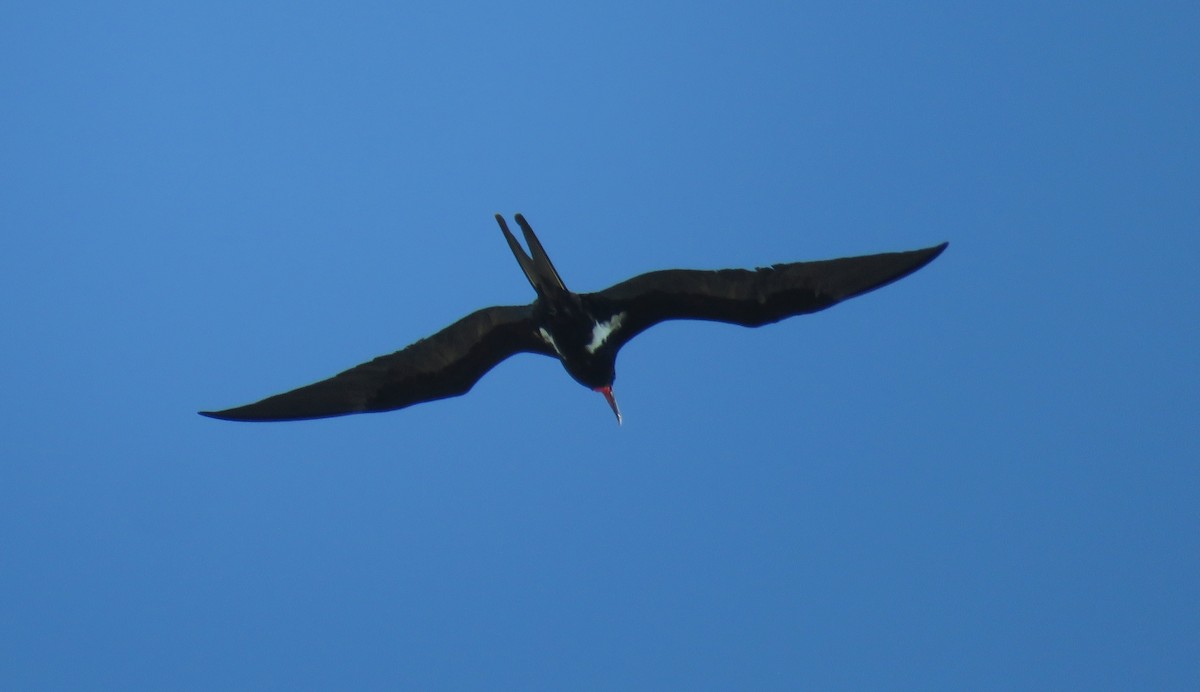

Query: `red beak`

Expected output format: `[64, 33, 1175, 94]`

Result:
[593, 385, 622, 425]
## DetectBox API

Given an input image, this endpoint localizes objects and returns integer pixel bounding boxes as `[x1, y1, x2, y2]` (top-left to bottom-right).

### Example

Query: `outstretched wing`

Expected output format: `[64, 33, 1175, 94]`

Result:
[587, 242, 948, 348]
[200, 304, 554, 422]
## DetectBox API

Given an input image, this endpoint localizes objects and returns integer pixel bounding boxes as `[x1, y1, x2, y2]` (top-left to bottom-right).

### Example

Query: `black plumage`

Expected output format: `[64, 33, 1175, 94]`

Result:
[200, 214, 946, 423]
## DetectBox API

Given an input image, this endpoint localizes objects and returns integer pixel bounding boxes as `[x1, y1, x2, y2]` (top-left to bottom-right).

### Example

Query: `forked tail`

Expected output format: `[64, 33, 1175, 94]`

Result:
[495, 213, 568, 296]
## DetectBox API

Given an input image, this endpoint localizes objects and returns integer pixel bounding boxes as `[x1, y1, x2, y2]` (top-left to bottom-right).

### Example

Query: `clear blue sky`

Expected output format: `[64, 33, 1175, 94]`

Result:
[2, 1, 1196, 689]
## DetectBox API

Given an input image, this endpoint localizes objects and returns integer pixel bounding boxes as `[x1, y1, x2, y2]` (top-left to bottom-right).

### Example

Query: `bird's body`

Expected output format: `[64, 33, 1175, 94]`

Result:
[201, 215, 946, 423]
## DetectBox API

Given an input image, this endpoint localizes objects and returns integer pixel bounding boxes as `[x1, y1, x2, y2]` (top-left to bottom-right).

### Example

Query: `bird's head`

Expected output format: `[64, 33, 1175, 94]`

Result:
[563, 357, 621, 425]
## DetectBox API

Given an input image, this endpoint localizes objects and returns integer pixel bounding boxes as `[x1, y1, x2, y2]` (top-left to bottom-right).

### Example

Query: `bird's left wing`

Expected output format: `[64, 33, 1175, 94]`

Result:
[587, 242, 948, 349]
[200, 304, 553, 422]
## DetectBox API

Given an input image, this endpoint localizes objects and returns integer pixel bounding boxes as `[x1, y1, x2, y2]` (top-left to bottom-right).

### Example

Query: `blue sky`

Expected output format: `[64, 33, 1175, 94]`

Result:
[2, 1, 1197, 689]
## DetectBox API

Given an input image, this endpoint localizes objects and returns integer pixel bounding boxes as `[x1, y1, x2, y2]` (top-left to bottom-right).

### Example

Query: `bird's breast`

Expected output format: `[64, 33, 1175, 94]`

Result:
[585, 311, 626, 354]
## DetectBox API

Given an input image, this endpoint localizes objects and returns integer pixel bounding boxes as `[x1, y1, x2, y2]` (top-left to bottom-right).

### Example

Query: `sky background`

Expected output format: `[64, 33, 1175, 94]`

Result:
[2, 1, 1197, 689]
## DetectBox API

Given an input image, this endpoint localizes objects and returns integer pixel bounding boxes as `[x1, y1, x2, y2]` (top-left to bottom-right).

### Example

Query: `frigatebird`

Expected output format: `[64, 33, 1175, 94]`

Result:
[201, 214, 946, 424]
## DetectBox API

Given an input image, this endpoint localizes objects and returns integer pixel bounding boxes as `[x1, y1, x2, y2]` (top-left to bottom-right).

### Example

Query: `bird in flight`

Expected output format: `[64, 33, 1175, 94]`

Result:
[201, 214, 946, 424]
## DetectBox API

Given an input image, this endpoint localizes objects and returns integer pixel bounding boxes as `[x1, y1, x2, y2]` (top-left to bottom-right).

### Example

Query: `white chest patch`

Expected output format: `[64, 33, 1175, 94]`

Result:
[586, 312, 626, 354]
[538, 328, 563, 357]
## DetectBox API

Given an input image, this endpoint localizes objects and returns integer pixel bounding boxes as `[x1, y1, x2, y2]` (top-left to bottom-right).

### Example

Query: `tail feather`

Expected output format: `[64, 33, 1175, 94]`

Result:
[495, 214, 542, 295]
[515, 214, 567, 293]
[495, 213, 568, 296]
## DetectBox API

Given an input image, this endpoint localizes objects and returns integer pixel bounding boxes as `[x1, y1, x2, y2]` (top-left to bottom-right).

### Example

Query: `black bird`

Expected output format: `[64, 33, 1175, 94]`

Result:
[201, 214, 946, 424]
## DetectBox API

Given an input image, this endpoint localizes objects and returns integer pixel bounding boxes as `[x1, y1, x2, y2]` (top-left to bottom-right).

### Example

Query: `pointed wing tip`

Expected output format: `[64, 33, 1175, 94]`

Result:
[198, 409, 245, 422]
[913, 241, 949, 268]
[197, 399, 363, 422]
[923, 241, 949, 262]
[197, 406, 289, 422]
[890, 241, 948, 285]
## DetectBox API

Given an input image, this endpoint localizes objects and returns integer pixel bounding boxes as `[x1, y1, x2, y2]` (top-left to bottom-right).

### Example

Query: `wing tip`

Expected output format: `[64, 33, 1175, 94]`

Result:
[198, 405, 283, 422]
[895, 241, 949, 284]
[198, 408, 247, 422]
[912, 241, 949, 269]
[924, 241, 949, 263]
[198, 394, 371, 422]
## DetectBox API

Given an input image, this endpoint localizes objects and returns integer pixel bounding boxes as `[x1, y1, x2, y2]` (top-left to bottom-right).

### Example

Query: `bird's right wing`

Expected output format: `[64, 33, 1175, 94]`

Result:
[589, 242, 948, 348]
[200, 304, 554, 422]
